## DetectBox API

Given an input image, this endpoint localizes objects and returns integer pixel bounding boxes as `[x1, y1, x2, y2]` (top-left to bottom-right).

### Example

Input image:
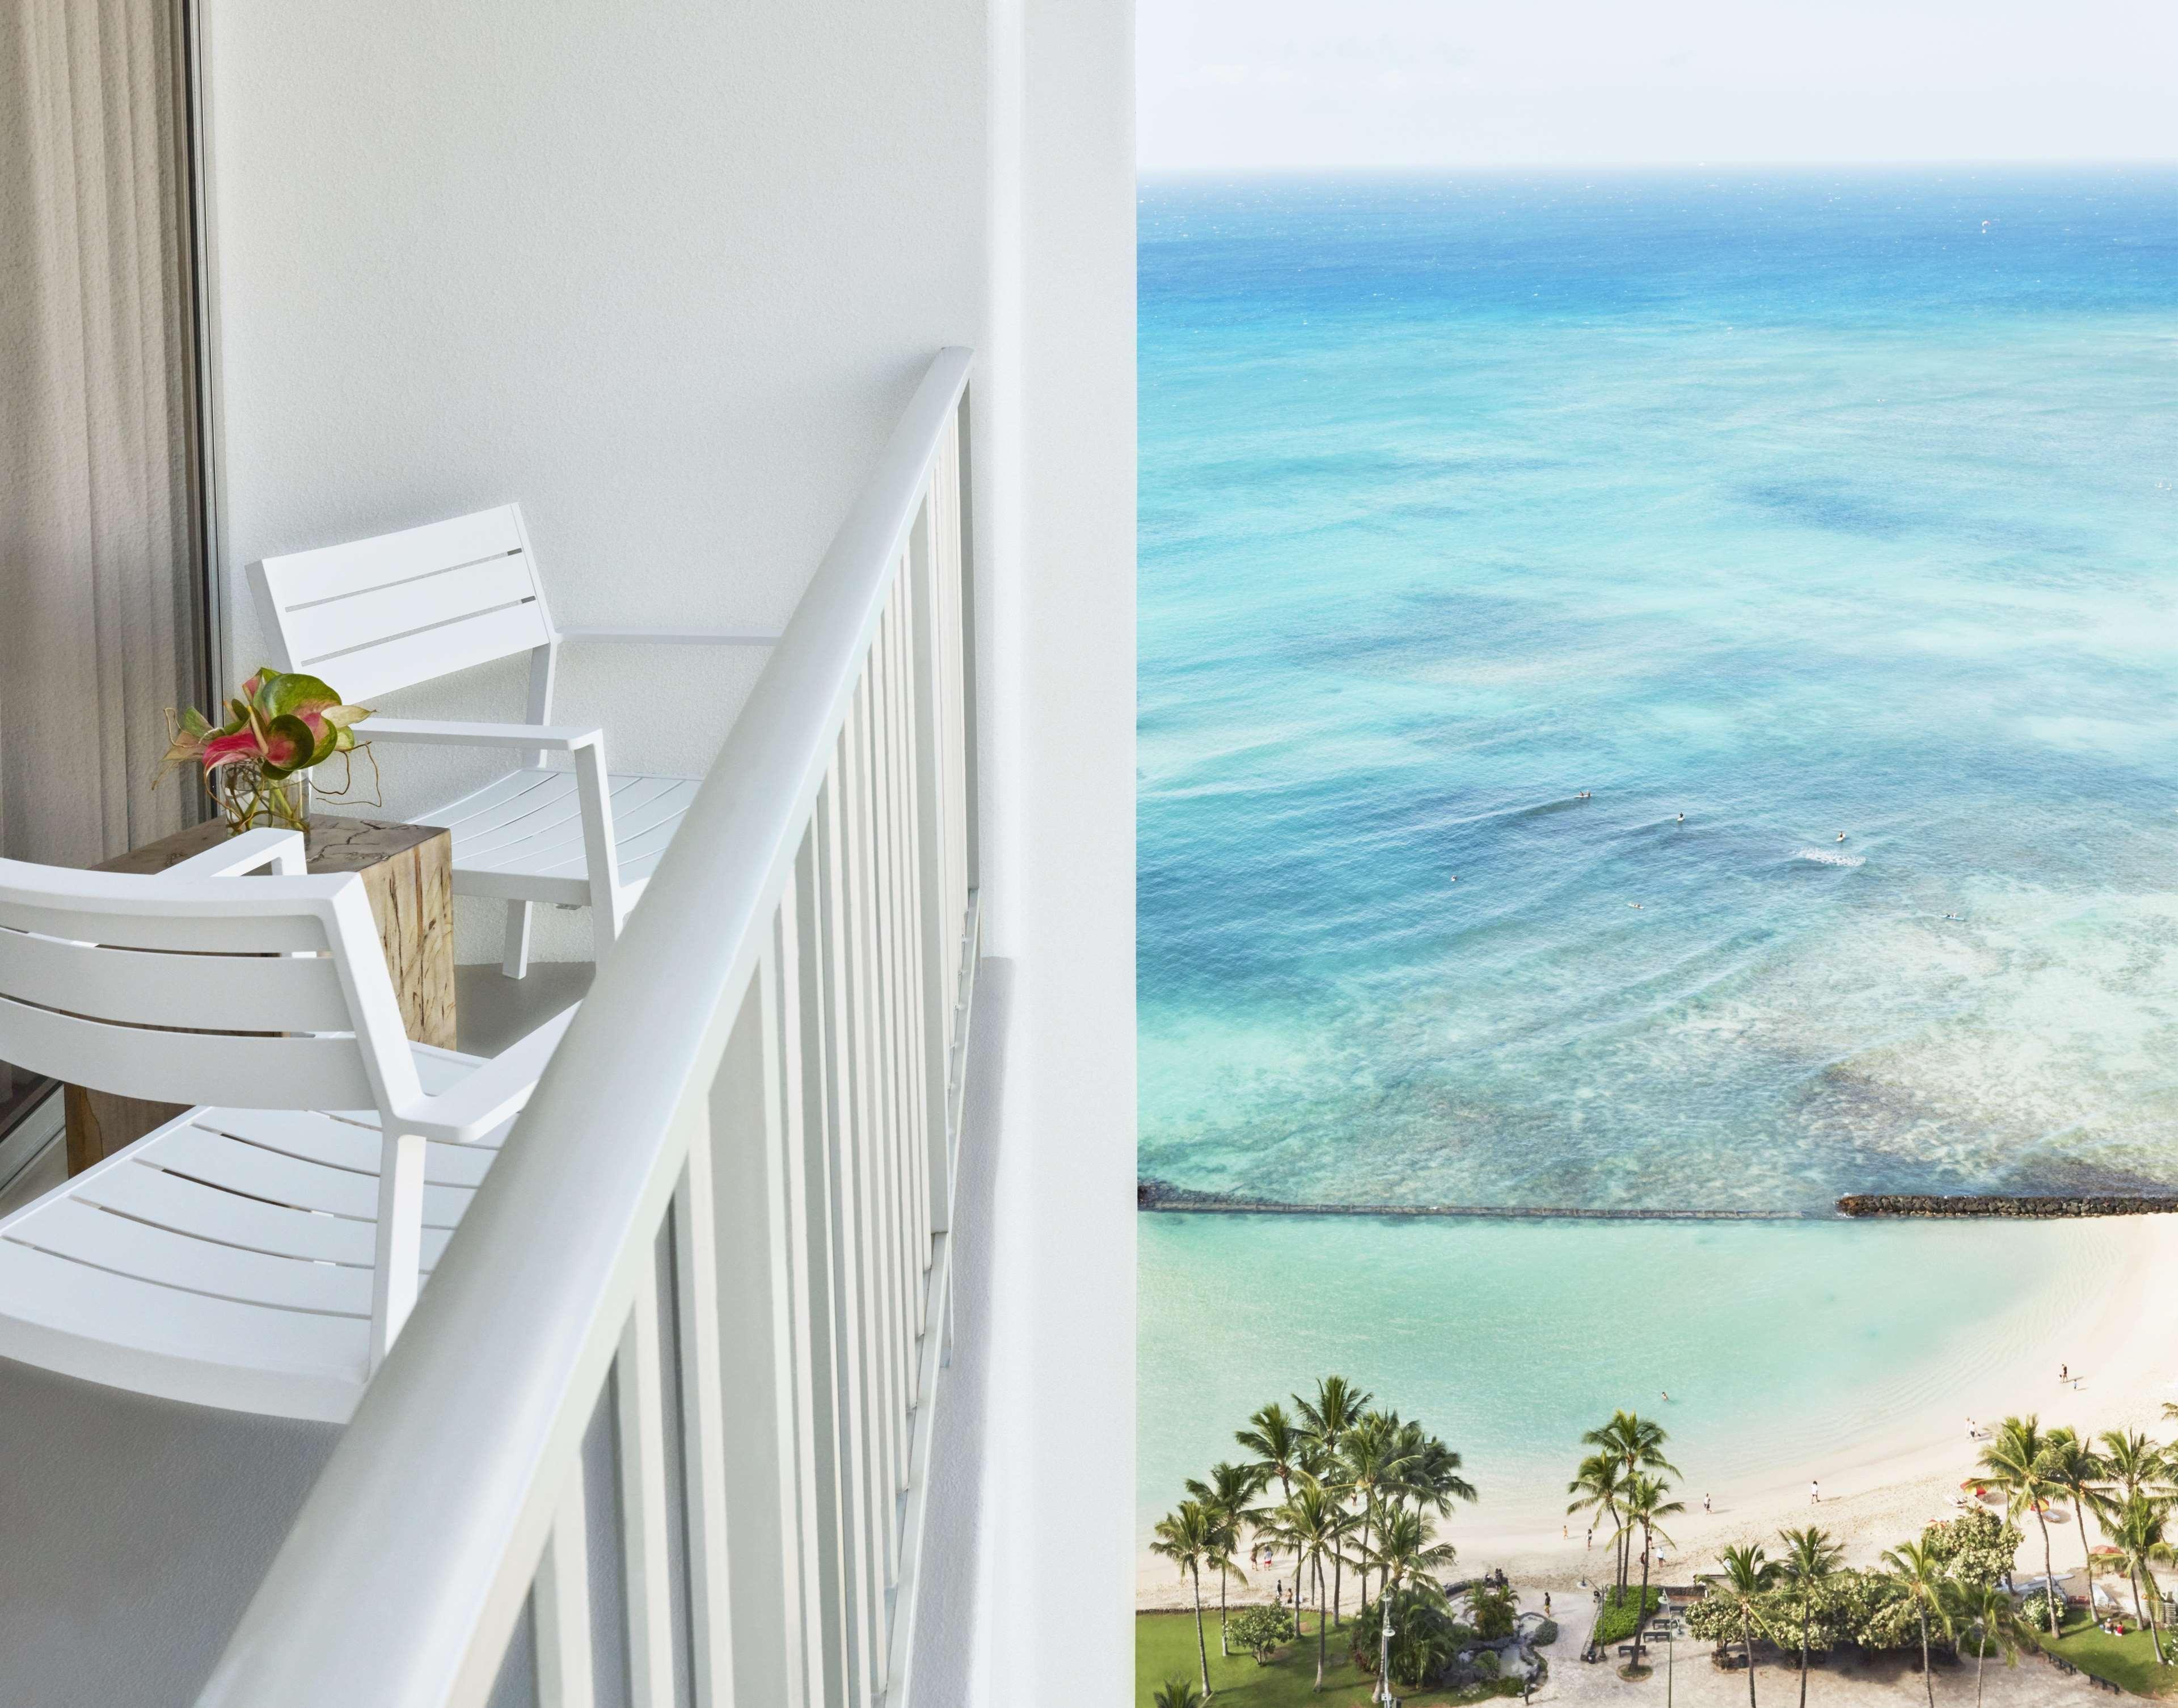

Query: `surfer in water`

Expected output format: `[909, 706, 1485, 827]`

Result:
[1837, 830, 1847, 843]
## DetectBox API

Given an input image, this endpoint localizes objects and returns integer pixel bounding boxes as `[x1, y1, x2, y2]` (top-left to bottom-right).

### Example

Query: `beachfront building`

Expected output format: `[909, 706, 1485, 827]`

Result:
[0, 3, 1134, 1705]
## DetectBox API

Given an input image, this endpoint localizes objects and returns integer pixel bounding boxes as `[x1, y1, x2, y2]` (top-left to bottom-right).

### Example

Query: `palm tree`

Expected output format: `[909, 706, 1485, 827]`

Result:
[1153, 1500, 1218, 1701]
[1944, 1579, 2021, 1708]
[1716, 1542, 1780, 1707]
[1186, 1462, 1264, 1655]
[1339, 1412, 1408, 1608]
[1615, 1473, 1684, 1663]
[1978, 1416, 2065, 1635]
[1567, 1451, 1627, 1597]
[2042, 1427, 2111, 1608]
[1775, 1525, 1842, 1708]
[1582, 1410, 1678, 1595]
[1153, 1681, 1205, 1708]
[1361, 1504, 1458, 1597]
[1236, 1403, 1307, 1614]
[2100, 1428, 2171, 1509]
[1881, 1537, 1954, 1708]
[1294, 1377, 1372, 1625]
[1391, 1424, 1477, 1520]
[2111, 1494, 2178, 1665]
[1265, 1477, 1349, 1693]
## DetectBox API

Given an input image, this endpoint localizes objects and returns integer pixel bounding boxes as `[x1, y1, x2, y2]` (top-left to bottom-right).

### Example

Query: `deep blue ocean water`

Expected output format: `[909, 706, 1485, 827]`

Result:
[1139, 170, 2178, 1213]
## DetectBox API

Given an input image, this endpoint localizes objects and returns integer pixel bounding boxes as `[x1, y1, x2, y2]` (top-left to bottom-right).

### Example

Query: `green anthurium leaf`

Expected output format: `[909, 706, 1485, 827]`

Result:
[226, 698, 253, 731]
[319, 702, 370, 729]
[179, 706, 210, 738]
[258, 713, 317, 778]
[332, 724, 357, 752]
[264, 671, 343, 719]
[250, 669, 286, 715]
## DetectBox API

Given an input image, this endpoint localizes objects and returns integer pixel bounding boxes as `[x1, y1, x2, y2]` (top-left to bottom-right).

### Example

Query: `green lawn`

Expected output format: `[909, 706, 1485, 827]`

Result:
[1136, 1610, 1525, 1706]
[1590, 1585, 1662, 1648]
[2033, 1608, 2178, 1698]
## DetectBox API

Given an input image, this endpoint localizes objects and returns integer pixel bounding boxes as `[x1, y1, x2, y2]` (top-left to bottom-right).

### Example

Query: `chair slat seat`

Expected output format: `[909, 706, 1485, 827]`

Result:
[0, 1047, 516, 1423]
[398, 770, 700, 905]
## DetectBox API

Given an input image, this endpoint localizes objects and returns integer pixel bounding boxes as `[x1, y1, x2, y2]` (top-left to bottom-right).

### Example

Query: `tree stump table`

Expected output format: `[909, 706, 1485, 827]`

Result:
[65, 816, 454, 1175]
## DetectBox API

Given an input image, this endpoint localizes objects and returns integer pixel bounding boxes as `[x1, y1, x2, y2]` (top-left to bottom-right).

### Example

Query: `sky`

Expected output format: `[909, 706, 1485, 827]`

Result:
[1138, 0, 2178, 171]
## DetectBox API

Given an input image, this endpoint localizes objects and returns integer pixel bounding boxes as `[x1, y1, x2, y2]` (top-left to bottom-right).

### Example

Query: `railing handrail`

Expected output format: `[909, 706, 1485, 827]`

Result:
[198, 347, 976, 1708]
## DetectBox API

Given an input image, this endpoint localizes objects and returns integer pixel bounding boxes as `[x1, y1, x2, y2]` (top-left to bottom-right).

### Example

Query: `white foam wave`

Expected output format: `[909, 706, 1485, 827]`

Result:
[1793, 847, 1865, 868]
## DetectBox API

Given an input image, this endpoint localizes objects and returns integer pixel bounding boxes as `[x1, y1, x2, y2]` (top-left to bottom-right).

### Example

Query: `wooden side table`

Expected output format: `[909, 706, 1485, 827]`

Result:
[65, 816, 455, 1175]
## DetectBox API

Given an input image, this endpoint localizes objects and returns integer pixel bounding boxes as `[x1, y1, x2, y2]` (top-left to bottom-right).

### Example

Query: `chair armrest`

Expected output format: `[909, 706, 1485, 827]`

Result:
[159, 828, 307, 878]
[557, 626, 780, 647]
[364, 717, 602, 753]
[398, 1004, 580, 1144]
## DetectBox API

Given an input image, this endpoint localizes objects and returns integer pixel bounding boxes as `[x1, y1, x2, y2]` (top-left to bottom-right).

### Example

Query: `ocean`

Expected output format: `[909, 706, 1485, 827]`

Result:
[1140, 169, 2178, 1213]
[1137, 170, 2178, 1572]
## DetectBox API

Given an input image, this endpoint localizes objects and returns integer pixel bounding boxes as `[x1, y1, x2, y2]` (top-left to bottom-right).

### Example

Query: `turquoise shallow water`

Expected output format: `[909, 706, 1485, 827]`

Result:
[1137, 1212, 2095, 1555]
[1137, 171, 2178, 1559]
[1139, 170, 2178, 1212]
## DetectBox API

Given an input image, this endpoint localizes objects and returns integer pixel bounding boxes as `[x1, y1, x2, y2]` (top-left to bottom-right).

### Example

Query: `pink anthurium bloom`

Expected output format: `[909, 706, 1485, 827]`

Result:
[199, 727, 265, 771]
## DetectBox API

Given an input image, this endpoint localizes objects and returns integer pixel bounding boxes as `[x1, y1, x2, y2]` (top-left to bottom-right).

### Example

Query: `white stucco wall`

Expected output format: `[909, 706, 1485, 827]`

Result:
[201, 2, 1137, 1700]
[203, 0, 995, 964]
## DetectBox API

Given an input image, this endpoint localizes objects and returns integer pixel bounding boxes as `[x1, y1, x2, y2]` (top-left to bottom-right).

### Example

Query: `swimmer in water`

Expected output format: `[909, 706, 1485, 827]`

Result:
[1837, 831, 1847, 843]
[1677, 812, 1685, 823]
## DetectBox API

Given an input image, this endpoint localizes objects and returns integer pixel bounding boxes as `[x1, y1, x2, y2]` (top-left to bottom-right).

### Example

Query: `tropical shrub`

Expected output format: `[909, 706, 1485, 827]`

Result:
[1921, 1507, 2023, 1592]
[1474, 1648, 1499, 1677]
[1151, 1678, 1204, 1708]
[1467, 1580, 1518, 1640]
[1532, 1618, 1559, 1646]
[1350, 1584, 1463, 1687]
[1229, 1604, 1294, 1664]
[2016, 1589, 2062, 1632]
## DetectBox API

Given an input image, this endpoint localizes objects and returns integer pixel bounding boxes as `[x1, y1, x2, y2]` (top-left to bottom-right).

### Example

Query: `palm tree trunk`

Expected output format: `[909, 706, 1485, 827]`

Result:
[1220, 1565, 1230, 1656]
[1192, 1563, 1212, 1701]
[1333, 1548, 1343, 1629]
[1974, 1627, 1986, 1708]
[2129, 1566, 2146, 1625]
[2142, 1563, 2168, 1664]
[1918, 1612, 1934, 1708]
[2037, 1511, 2059, 1635]
[1633, 1526, 1653, 1663]
[2076, 1497, 2094, 1605]
[1743, 1610, 1758, 1708]
[1799, 1600, 1811, 1708]
[1315, 1557, 1328, 1690]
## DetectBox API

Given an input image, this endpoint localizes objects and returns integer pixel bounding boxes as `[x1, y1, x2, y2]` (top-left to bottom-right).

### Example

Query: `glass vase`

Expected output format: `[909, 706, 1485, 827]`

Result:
[212, 763, 310, 836]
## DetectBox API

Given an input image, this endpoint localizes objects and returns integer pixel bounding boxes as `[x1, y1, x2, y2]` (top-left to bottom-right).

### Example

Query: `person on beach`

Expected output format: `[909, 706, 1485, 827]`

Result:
[1544, 1593, 1552, 1617]
[1810, 1478, 1821, 1504]
[1704, 1493, 1711, 1513]
[2061, 1363, 2069, 1384]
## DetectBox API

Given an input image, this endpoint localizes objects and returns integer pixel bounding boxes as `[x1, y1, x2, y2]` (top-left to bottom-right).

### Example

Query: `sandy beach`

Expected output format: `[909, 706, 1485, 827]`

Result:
[1141, 1214, 2178, 1609]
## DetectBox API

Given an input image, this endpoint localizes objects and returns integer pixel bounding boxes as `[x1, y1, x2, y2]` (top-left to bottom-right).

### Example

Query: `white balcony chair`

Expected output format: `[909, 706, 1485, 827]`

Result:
[0, 829, 576, 1422]
[247, 503, 774, 976]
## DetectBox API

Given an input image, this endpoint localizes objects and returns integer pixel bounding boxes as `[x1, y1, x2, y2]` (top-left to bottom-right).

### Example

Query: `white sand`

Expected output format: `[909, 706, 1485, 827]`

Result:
[1141, 1214, 2178, 1609]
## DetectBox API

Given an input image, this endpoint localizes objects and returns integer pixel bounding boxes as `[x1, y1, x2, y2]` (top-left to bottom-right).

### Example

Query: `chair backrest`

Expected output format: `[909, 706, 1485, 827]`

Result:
[247, 504, 558, 705]
[0, 860, 423, 1120]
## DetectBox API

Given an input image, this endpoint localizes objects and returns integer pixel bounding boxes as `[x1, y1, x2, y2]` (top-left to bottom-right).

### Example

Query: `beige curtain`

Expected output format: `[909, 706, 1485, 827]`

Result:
[0, 0, 206, 869]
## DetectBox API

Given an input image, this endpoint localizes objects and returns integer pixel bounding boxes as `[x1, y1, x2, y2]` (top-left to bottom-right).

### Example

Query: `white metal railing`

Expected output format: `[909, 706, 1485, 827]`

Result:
[197, 348, 981, 1708]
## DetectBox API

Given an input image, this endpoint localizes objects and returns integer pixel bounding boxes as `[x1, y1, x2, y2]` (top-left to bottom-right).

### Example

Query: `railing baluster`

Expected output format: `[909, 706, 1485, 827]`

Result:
[866, 602, 911, 1418]
[771, 869, 830, 1703]
[842, 680, 905, 1598]
[710, 959, 807, 1707]
[877, 592, 922, 1346]
[890, 572, 932, 1285]
[535, 1467, 597, 1708]
[815, 764, 881, 1708]
[674, 1129, 733, 1708]
[617, 1259, 675, 1706]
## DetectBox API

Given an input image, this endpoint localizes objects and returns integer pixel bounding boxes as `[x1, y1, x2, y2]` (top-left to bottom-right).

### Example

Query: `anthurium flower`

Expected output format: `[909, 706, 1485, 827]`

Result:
[154, 668, 373, 788]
